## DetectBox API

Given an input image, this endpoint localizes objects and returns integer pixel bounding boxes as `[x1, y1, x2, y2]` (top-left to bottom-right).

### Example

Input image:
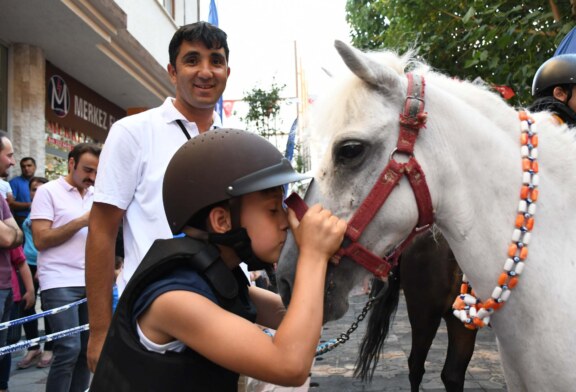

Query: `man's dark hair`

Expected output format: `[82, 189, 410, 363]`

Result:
[169, 21, 229, 68]
[28, 176, 48, 190]
[0, 130, 9, 151]
[68, 143, 102, 169]
[20, 157, 36, 166]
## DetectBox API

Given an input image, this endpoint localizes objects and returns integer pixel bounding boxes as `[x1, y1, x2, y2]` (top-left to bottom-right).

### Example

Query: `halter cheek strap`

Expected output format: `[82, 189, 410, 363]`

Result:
[285, 73, 434, 278]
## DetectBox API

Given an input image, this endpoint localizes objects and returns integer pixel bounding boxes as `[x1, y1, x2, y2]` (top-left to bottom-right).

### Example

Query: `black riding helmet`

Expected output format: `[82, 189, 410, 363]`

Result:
[532, 54, 576, 97]
[164, 128, 310, 236]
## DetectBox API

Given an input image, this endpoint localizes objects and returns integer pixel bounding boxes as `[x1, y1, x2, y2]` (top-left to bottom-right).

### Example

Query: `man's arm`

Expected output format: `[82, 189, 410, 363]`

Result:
[85, 202, 124, 372]
[7, 180, 30, 212]
[31, 211, 89, 251]
[0, 217, 22, 248]
[8, 199, 31, 212]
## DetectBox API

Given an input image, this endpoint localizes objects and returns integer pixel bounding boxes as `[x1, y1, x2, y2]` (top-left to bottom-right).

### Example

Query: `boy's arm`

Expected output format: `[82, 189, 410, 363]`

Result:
[85, 202, 123, 372]
[248, 286, 286, 329]
[140, 205, 346, 387]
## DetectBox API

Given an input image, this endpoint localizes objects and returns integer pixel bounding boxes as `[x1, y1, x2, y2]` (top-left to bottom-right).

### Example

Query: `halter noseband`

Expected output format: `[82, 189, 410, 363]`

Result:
[286, 73, 434, 278]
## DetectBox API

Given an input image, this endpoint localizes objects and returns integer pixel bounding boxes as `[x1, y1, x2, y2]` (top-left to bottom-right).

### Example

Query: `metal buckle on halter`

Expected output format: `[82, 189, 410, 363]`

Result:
[389, 147, 414, 163]
[414, 223, 432, 233]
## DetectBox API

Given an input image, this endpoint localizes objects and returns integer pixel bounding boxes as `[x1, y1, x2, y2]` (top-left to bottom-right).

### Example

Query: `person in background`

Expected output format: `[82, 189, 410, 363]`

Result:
[0, 245, 35, 390]
[86, 21, 231, 371]
[529, 54, 576, 127]
[0, 130, 24, 392]
[8, 157, 37, 228]
[16, 176, 53, 369]
[31, 144, 100, 392]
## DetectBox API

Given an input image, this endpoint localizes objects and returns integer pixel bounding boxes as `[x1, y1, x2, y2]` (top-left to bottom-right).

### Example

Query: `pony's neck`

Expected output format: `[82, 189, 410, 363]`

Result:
[424, 82, 521, 297]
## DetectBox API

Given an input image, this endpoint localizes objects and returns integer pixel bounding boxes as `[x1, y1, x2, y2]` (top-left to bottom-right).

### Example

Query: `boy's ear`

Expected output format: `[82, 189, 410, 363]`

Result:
[208, 206, 232, 234]
[553, 85, 569, 103]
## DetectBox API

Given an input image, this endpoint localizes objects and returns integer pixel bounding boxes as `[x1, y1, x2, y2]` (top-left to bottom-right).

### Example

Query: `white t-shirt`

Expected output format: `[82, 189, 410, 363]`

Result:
[94, 97, 222, 293]
[31, 177, 94, 291]
[0, 179, 12, 199]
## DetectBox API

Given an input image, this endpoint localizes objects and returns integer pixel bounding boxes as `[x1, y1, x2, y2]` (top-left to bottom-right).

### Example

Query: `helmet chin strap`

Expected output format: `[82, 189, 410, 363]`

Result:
[208, 197, 269, 271]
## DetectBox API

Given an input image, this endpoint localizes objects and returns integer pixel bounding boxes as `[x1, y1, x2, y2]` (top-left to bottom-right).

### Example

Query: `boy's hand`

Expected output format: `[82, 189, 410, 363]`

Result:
[287, 204, 347, 260]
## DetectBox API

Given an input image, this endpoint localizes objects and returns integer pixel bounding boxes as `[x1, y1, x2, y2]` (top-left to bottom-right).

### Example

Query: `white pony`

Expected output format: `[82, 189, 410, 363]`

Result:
[277, 41, 576, 391]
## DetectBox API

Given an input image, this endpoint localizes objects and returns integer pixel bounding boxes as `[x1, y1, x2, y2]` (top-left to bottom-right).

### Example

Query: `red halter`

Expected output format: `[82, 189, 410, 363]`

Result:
[286, 73, 434, 278]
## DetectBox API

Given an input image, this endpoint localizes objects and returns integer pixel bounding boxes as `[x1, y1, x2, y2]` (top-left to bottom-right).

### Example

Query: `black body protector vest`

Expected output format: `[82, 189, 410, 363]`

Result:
[529, 96, 576, 127]
[90, 236, 257, 392]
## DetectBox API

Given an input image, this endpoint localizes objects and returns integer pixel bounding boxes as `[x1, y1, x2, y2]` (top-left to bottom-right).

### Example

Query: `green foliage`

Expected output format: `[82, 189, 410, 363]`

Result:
[241, 81, 286, 138]
[345, 0, 575, 105]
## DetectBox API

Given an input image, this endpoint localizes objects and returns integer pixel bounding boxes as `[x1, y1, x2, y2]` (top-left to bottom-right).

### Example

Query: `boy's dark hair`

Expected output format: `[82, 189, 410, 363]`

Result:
[28, 176, 48, 190]
[169, 21, 229, 68]
[20, 157, 36, 166]
[68, 143, 101, 169]
[189, 200, 229, 231]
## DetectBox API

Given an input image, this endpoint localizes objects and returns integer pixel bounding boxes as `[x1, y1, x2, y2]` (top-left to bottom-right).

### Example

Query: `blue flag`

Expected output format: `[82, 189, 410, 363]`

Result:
[208, 0, 223, 121]
[285, 118, 298, 161]
[555, 27, 576, 56]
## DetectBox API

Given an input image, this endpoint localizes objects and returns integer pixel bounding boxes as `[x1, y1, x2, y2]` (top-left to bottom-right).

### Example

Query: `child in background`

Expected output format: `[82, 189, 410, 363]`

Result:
[0, 245, 35, 391]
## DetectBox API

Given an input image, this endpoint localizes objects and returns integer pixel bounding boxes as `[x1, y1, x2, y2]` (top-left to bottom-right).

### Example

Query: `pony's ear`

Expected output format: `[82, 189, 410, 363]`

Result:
[334, 40, 401, 93]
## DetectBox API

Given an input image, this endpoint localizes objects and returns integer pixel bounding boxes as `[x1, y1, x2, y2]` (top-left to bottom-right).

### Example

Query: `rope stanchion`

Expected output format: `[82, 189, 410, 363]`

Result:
[0, 298, 87, 331]
[0, 324, 90, 356]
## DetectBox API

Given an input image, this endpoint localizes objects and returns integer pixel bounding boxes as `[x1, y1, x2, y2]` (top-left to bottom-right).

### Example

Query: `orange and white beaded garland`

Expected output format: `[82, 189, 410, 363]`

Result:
[452, 110, 538, 329]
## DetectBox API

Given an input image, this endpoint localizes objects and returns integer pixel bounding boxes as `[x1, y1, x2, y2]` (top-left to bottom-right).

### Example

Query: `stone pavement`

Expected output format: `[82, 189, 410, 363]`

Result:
[5, 287, 507, 391]
[309, 287, 507, 391]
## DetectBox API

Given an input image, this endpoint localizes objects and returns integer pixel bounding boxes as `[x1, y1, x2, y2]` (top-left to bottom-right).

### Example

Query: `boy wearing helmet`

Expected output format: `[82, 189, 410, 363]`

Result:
[89, 130, 347, 391]
[529, 54, 576, 126]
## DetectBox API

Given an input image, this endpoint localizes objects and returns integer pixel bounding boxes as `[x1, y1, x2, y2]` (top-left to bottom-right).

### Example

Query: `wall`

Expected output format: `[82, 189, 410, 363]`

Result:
[114, 0, 200, 69]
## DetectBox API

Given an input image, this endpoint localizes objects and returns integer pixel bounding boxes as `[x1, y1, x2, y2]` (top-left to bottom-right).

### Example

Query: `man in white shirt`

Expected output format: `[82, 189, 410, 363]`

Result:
[85, 21, 230, 371]
[31, 143, 100, 392]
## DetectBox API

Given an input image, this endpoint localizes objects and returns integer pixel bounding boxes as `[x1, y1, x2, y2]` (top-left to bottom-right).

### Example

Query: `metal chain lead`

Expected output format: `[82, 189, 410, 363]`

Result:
[315, 286, 386, 356]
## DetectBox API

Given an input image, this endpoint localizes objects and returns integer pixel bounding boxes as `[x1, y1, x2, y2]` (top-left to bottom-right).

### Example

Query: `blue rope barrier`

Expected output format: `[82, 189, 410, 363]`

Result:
[0, 324, 90, 356]
[0, 298, 87, 331]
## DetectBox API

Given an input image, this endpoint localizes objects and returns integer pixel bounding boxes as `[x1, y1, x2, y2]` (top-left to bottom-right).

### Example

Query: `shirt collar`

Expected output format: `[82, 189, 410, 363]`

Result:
[58, 176, 94, 196]
[161, 97, 222, 129]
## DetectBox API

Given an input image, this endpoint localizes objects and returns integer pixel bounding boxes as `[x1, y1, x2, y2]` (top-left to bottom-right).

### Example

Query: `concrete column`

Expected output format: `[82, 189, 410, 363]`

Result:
[10, 44, 46, 175]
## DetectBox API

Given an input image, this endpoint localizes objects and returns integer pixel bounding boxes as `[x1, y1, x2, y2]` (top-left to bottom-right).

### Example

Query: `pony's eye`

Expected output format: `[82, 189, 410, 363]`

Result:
[335, 141, 366, 164]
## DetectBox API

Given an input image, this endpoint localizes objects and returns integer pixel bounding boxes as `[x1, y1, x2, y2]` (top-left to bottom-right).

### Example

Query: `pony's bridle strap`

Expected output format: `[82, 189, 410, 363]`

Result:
[286, 73, 434, 278]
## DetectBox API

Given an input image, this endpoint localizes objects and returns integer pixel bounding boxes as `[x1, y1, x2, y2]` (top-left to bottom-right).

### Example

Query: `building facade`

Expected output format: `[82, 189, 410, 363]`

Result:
[0, 0, 200, 177]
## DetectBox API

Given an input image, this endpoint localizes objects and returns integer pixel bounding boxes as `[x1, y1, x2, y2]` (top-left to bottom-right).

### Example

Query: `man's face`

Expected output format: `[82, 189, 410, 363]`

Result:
[168, 40, 230, 111]
[20, 159, 36, 179]
[69, 153, 99, 191]
[0, 138, 16, 178]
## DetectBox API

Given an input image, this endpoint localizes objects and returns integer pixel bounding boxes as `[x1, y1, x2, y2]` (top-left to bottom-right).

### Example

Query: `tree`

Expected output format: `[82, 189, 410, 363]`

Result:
[345, 0, 575, 105]
[241, 80, 286, 140]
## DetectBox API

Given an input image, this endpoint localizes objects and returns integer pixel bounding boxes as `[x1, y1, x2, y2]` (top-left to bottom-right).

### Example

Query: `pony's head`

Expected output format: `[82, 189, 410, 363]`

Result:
[278, 42, 426, 321]
[277, 40, 517, 322]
